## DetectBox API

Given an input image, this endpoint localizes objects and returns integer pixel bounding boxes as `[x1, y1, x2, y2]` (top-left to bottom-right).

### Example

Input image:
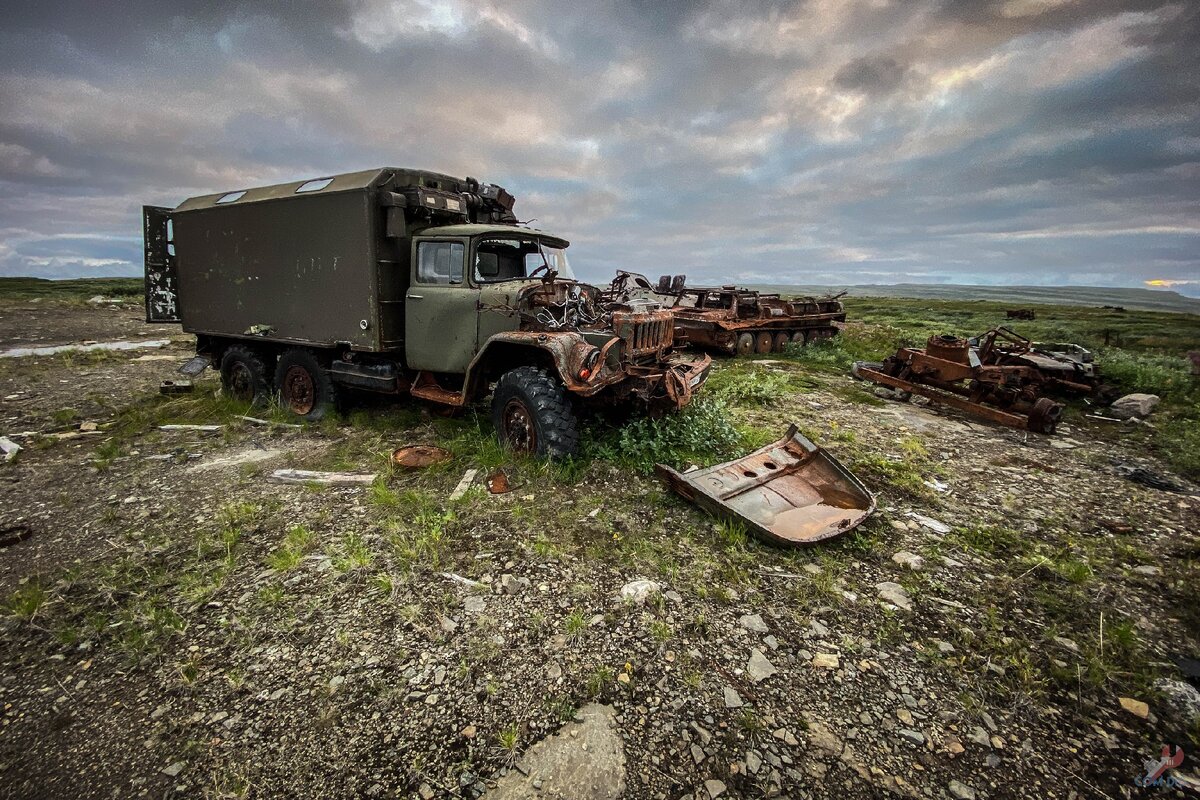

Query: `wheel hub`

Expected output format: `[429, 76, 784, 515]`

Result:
[282, 365, 315, 415]
[501, 398, 537, 453]
[228, 363, 254, 402]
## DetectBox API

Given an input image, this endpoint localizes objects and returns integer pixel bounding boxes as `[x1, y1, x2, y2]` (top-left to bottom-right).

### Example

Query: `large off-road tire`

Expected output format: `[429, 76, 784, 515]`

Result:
[274, 348, 338, 422]
[220, 345, 272, 405]
[772, 332, 790, 352]
[754, 331, 773, 354]
[491, 366, 578, 458]
[736, 333, 755, 356]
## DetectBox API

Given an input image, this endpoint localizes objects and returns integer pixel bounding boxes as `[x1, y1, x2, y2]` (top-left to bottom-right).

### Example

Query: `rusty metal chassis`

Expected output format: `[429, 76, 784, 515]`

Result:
[857, 346, 1060, 431]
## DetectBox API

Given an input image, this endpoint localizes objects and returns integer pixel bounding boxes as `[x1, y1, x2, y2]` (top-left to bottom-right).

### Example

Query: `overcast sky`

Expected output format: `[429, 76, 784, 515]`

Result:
[1, 0, 1197, 294]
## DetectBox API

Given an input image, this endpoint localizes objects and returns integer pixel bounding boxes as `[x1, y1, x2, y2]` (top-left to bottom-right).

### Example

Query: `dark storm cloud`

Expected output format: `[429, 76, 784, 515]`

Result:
[0, 0, 1197, 294]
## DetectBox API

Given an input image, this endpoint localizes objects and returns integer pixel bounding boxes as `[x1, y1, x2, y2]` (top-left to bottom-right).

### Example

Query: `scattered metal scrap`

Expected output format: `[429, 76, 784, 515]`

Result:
[972, 328, 1100, 395]
[392, 445, 452, 469]
[656, 424, 875, 547]
[1114, 462, 1194, 495]
[851, 328, 1088, 434]
[0, 436, 21, 462]
[487, 470, 512, 494]
[159, 380, 193, 394]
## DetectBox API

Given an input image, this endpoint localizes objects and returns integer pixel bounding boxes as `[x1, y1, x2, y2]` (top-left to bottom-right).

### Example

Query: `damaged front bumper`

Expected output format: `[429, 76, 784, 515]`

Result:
[656, 424, 875, 546]
[620, 350, 713, 411]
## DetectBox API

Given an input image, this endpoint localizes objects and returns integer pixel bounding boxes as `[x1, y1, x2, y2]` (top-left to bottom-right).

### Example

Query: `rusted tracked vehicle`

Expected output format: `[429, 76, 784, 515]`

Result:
[851, 328, 1078, 433]
[607, 272, 846, 355]
[143, 168, 710, 457]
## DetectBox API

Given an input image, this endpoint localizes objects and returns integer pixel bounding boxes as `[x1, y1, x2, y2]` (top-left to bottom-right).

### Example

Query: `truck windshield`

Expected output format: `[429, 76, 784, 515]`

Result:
[474, 237, 575, 282]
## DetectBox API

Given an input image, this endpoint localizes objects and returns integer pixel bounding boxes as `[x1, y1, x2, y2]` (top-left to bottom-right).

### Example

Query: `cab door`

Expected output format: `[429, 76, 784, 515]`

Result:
[404, 237, 478, 372]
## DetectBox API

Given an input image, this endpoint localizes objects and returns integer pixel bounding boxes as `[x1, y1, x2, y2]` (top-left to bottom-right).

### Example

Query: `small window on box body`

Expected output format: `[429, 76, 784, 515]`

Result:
[296, 178, 334, 193]
[416, 242, 464, 285]
[216, 191, 246, 204]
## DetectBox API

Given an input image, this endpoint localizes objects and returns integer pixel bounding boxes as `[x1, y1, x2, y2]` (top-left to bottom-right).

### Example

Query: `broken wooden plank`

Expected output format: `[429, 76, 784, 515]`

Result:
[158, 424, 223, 432]
[449, 468, 479, 501]
[268, 469, 376, 486]
[237, 415, 302, 429]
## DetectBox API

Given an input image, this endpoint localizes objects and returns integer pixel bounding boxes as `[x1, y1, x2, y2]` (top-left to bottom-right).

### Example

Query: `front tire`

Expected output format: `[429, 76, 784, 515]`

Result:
[220, 345, 272, 405]
[274, 348, 338, 422]
[491, 366, 578, 458]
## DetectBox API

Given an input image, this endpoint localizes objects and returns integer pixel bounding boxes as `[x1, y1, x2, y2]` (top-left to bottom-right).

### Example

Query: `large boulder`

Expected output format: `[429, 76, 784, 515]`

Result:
[1109, 393, 1160, 419]
[1155, 678, 1200, 732]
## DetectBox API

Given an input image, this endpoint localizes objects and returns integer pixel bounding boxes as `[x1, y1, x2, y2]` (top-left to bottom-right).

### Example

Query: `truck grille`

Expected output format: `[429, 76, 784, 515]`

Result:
[612, 309, 675, 358]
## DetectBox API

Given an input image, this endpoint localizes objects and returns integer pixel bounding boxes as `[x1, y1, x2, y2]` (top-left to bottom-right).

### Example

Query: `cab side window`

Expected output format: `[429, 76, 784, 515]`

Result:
[416, 241, 464, 285]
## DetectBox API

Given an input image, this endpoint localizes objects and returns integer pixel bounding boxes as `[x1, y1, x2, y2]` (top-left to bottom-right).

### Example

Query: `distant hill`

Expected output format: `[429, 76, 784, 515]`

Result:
[744, 283, 1200, 315]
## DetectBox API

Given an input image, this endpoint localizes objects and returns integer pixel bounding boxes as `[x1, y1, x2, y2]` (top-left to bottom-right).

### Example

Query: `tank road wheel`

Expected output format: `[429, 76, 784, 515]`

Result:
[791, 331, 807, 345]
[754, 331, 773, 354]
[220, 345, 272, 405]
[274, 348, 338, 422]
[772, 332, 790, 352]
[736, 333, 755, 357]
[491, 366, 578, 459]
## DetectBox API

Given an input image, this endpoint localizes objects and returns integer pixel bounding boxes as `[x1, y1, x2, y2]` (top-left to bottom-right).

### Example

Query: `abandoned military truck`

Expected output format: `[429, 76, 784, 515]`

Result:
[143, 168, 711, 457]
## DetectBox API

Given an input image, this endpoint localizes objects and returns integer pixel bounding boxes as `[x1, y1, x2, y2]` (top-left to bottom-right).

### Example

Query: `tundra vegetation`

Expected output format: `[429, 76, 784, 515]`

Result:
[0, 278, 1197, 798]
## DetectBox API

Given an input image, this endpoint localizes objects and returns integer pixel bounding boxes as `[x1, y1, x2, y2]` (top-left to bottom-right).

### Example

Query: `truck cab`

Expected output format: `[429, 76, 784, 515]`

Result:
[404, 224, 573, 373]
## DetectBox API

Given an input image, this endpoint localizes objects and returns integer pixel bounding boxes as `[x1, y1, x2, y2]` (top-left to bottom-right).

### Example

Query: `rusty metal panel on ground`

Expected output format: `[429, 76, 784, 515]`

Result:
[656, 425, 875, 547]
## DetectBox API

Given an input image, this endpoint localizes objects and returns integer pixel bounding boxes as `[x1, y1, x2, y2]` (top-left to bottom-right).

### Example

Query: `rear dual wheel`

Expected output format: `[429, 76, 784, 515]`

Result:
[219, 345, 272, 405]
[275, 348, 339, 422]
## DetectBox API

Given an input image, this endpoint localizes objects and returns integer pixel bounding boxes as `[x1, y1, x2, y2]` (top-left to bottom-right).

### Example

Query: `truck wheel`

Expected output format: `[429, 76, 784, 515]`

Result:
[772, 332, 790, 352]
[736, 333, 755, 356]
[491, 366, 578, 458]
[275, 348, 338, 422]
[220, 345, 271, 405]
[754, 332, 772, 354]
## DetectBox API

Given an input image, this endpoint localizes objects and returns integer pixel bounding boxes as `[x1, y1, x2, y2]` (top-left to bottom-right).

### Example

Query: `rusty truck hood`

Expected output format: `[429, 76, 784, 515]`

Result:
[656, 425, 875, 546]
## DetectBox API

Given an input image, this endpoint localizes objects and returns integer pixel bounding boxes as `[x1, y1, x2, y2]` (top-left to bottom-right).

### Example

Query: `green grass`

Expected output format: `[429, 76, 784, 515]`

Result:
[0, 276, 143, 303]
[587, 397, 744, 473]
[266, 525, 317, 571]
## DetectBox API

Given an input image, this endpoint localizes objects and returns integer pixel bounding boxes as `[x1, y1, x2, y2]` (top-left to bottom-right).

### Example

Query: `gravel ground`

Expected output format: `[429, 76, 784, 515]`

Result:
[1, 305, 1197, 800]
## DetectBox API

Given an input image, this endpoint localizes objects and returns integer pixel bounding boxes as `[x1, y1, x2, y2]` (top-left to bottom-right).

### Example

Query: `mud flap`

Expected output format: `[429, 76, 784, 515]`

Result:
[655, 424, 875, 546]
